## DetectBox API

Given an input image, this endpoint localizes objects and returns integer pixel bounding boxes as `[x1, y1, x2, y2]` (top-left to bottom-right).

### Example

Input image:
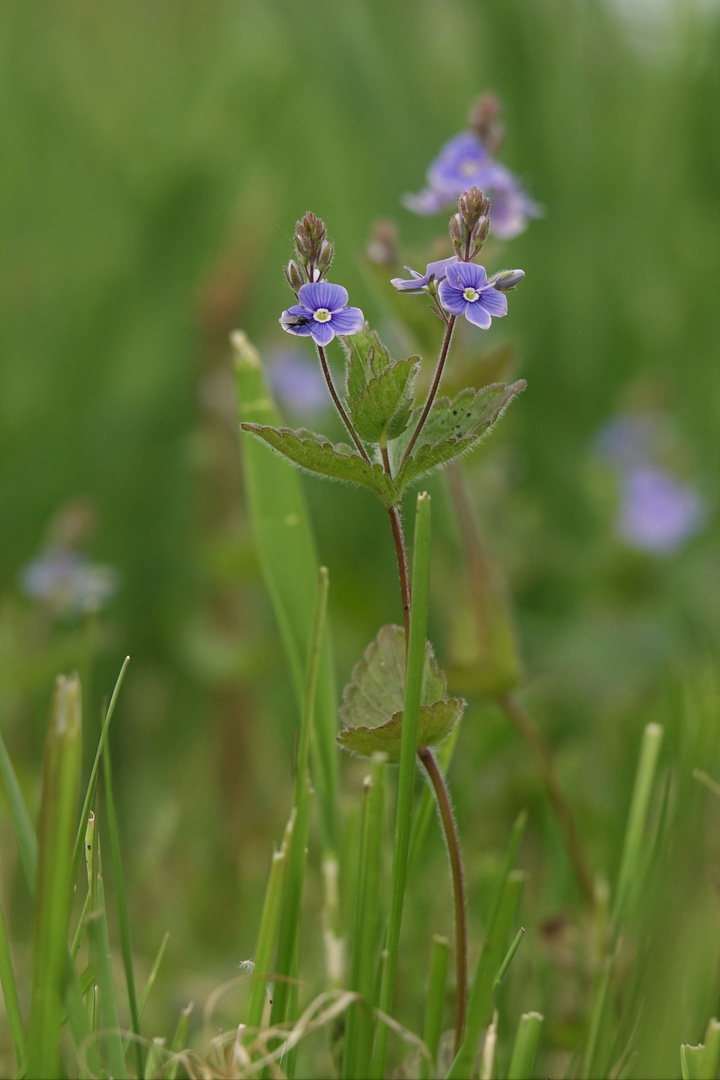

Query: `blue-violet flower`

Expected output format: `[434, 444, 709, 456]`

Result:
[438, 262, 509, 328]
[280, 281, 364, 347]
[403, 131, 540, 240]
[391, 256, 459, 293]
[617, 466, 704, 554]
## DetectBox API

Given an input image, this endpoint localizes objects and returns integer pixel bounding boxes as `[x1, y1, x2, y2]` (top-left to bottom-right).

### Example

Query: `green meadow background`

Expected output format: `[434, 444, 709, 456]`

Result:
[0, 0, 718, 1075]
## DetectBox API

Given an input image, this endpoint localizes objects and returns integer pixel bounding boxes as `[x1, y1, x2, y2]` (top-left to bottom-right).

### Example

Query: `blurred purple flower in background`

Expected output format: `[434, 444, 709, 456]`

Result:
[268, 351, 329, 417]
[595, 412, 706, 555]
[617, 466, 705, 554]
[403, 131, 541, 240]
[20, 547, 119, 616]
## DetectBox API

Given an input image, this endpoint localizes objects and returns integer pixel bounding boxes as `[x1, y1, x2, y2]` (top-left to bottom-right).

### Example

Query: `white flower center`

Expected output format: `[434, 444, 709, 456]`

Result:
[460, 159, 477, 177]
[463, 287, 480, 302]
[313, 308, 332, 323]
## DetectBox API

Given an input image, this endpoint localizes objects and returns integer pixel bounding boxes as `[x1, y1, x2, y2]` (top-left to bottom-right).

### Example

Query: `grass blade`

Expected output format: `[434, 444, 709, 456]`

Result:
[103, 745, 143, 1077]
[85, 812, 127, 1079]
[343, 755, 386, 1080]
[447, 868, 525, 1079]
[234, 332, 337, 849]
[245, 809, 295, 1037]
[27, 674, 83, 1079]
[166, 1002, 193, 1080]
[137, 932, 170, 1018]
[270, 566, 329, 1034]
[0, 901, 27, 1070]
[0, 726, 38, 894]
[507, 1011, 543, 1080]
[71, 656, 130, 886]
[372, 491, 432, 1079]
[420, 934, 450, 1080]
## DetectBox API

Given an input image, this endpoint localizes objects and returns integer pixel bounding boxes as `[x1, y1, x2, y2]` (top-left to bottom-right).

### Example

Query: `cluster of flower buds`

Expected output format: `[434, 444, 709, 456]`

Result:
[468, 92, 504, 155]
[285, 212, 334, 295]
[449, 186, 491, 261]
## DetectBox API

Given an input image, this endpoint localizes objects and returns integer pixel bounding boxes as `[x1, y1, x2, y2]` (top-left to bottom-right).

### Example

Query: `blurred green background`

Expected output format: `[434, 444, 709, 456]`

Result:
[0, 0, 718, 1073]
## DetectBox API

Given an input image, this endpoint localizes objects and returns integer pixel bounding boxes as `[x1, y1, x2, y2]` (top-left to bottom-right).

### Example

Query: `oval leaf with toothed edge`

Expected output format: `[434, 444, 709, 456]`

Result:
[240, 423, 398, 507]
[390, 380, 526, 492]
[348, 357, 420, 443]
[337, 624, 465, 760]
[342, 324, 392, 403]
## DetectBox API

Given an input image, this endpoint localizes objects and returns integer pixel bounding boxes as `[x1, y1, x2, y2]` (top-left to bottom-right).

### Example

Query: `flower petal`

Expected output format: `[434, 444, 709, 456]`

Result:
[309, 320, 335, 347]
[463, 300, 493, 329]
[298, 281, 349, 313]
[280, 308, 314, 335]
[478, 287, 508, 317]
[401, 187, 449, 216]
[446, 262, 488, 290]
[437, 279, 468, 316]
[426, 255, 459, 281]
[331, 306, 365, 335]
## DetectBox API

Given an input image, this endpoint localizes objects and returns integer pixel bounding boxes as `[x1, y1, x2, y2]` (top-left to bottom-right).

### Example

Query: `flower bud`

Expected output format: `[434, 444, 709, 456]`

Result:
[316, 239, 334, 276]
[468, 92, 505, 154]
[293, 211, 328, 272]
[490, 269, 525, 291]
[284, 259, 306, 293]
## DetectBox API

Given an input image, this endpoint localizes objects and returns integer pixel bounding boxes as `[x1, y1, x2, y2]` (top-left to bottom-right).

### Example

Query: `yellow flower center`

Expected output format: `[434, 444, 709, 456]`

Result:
[314, 308, 332, 323]
[463, 287, 480, 302]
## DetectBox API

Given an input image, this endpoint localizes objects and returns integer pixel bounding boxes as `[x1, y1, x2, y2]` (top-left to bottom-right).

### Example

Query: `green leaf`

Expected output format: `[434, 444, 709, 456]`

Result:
[342, 324, 391, 402]
[337, 699, 463, 763]
[390, 381, 526, 492]
[348, 357, 420, 444]
[337, 624, 465, 762]
[241, 423, 398, 507]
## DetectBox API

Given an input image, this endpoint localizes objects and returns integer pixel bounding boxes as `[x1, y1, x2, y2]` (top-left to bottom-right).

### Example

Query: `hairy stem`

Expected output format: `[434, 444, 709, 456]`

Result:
[418, 747, 467, 1054]
[498, 692, 596, 908]
[381, 445, 412, 643]
[316, 344, 371, 464]
[400, 315, 456, 468]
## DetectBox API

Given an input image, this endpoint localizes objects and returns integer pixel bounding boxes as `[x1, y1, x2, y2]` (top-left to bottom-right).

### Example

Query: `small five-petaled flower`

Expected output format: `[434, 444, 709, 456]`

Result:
[438, 263, 509, 328]
[280, 282, 364, 346]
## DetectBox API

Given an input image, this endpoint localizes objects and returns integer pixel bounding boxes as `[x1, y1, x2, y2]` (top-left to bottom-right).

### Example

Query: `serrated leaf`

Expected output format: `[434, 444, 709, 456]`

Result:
[337, 699, 464, 763]
[337, 624, 465, 761]
[241, 423, 398, 506]
[348, 357, 420, 443]
[390, 380, 526, 492]
[341, 324, 391, 404]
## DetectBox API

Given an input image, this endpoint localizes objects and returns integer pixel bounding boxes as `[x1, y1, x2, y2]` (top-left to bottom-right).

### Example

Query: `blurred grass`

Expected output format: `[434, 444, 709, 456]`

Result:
[0, 0, 718, 1075]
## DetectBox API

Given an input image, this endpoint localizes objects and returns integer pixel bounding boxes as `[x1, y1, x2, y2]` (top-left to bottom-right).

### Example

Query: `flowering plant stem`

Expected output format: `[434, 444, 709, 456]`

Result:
[371, 492, 432, 1079]
[418, 746, 467, 1052]
[400, 314, 456, 468]
[316, 344, 372, 463]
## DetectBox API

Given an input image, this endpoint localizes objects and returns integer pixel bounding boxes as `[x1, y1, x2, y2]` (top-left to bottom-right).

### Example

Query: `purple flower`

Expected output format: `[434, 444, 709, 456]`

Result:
[617, 466, 704, 554]
[391, 256, 459, 293]
[438, 262, 509, 328]
[403, 131, 541, 239]
[20, 547, 119, 615]
[280, 281, 364, 347]
[268, 351, 329, 416]
[595, 414, 665, 467]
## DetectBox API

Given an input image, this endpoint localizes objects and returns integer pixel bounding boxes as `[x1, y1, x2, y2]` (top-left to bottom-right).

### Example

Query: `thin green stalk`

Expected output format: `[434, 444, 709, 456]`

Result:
[401, 317, 456, 468]
[166, 1003, 193, 1080]
[270, 566, 328, 1054]
[507, 1011, 544, 1080]
[0, 901, 27, 1071]
[235, 332, 337, 850]
[342, 756, 386, 1080]
[371, 491, 432, 1079]
[681, 1019, 720, 1080]
[137, 932, 170, 1017]
[493, 926, 526, 995]
[447, 861, 525, 1080]
[245, 810, 295, 1038]
[103, 745, 143, 1078]
[71, 655, 130, 886]
[0, 725, 38, 894]
[28, 674, 83, 1080]
[407, 723, 461, 874]
[612, 722, 664, 937]
[420, 935, 450, 1080]
[85, 908, 127, 1079]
